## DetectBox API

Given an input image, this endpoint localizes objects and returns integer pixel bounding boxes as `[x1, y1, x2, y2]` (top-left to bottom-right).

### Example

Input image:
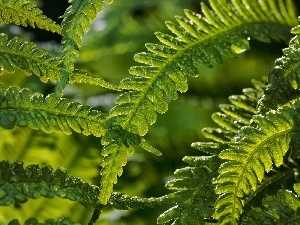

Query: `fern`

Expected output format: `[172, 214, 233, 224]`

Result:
[1, 0, 300, 224]
[0, 34, 118, 89]
[98, 0, 297, 204]
[58, 0, 113, 94]
[0, 85, 105, 136]
[157, 155, 221, 225]
[0, 0, 61, 34]
[242, 189, 300, 224]
[157, 79, 264, 224]
[214, 103, 300, 224]
[258, 22, 300, 113]
[0, 160, 99, 207]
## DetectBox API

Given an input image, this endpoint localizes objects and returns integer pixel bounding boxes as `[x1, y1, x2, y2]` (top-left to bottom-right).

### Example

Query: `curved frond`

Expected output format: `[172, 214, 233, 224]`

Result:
[0, 160, 99, 208]
[0, 0, 61, 33]
[0, 34, 118, 89]
[111, 0, 296, 136]
[99, 126, 139, 204]
[0, 85, 105, 136]
[242, 189, 300, 224]
[214, 104, 298, 224]
[157, 155, 221, 225]
[58, 0, 113, 94]
[258, 22, 300, 113]
[99, 0, 296, 204]
[156, 78, 264, 224]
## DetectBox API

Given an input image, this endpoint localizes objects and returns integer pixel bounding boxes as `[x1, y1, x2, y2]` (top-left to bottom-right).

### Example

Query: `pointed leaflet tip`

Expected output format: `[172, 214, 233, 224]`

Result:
[140, 139, 162, 156]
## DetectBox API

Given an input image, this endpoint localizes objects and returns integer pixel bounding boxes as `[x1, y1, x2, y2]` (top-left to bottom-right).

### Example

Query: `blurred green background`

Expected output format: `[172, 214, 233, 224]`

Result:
[0, 0, 298, 224]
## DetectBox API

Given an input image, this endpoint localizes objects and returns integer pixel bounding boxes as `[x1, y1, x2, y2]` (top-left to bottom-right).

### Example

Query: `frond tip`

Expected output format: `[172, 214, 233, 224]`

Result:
[214, 104, 299, 224]
[0, 0, 61, 33]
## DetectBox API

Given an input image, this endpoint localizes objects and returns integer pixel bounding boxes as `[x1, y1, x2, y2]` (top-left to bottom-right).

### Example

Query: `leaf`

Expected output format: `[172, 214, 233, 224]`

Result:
[0, 0, 61, 33]
[100, 0, 296, 203]
[0, 85, 105, 136]
[157, 156, 221, 225]
[107, 0, 295, 141]
[0, 34, 118, 89]
[242, 189, 300, 224]
[258, 21, 300, 113]
[0, 160, 99, 208]
[214, 104, 298, 225]
[58, 0, 113, 94]
[99, 143, 135, 204]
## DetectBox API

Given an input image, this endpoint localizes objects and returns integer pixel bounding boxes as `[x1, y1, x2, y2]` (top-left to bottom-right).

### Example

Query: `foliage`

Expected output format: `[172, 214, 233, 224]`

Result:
[1, 0, 300, 224]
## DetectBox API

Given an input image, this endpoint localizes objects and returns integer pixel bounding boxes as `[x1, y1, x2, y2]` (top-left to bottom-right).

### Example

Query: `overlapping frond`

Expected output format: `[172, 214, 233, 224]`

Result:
[99, 0, 296, 205]
[0, 160, 99, 208]
[99, 125, 141, 204]
[156, 80, 263, 224]
[0, 0, 61, 33]
[258, 22, 300, 113]
[0, 34, 118, 89]
[8, 217, 78, 225]
[58, 0, 113, 94]
[112, 0, 296, 136]
[214, 104, 299, 224]
[242, 189, 300, 224]
[194, 79, 264, 157]
[0, 128, 102, 223]
[157, 155, 221, 225]
[0, 85, 105, 136]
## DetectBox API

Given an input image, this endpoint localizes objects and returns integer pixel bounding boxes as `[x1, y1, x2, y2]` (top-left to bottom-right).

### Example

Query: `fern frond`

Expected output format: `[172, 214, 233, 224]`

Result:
[258, 22, 300, 113]
[242, 189, 300, 224]
[0, 34, 118, 89]
[58, 0, 113, 94]
[8, 217, 78, 225]
[214, 104, 299, 224]
[99, 125, 141, 204]
[0, 85, 105, 136]
[99, 0, 296, 203]
[0, 0, 61, 33]
[0, 129, 102, 223]
[157, 155, 221, 225]
[0, 160, 99, 208]
[109, 0, 296, 137]
[107, 192, 173, 210]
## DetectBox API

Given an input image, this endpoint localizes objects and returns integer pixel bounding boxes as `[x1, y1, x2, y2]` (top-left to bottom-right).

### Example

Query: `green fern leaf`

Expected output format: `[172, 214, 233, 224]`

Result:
[58, 0, 113, 94]
[259, 23, 300, 113]
[0, 128, 102, 223]
[214, 104, 298, 224]
[110, 0, 296, 136]
[99, 124, 142, 204]
[99, 143, 135, 204]
[241, 189, 300, 224]
[0, 0, 61, 33]
[157, 155, 221, 225]
[0, 34, 118, 89]
[0, 85, 105, 136]
[100, 1, 296, 203]
[8, 217, 79, 225]
[0, 160, 99, 208]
